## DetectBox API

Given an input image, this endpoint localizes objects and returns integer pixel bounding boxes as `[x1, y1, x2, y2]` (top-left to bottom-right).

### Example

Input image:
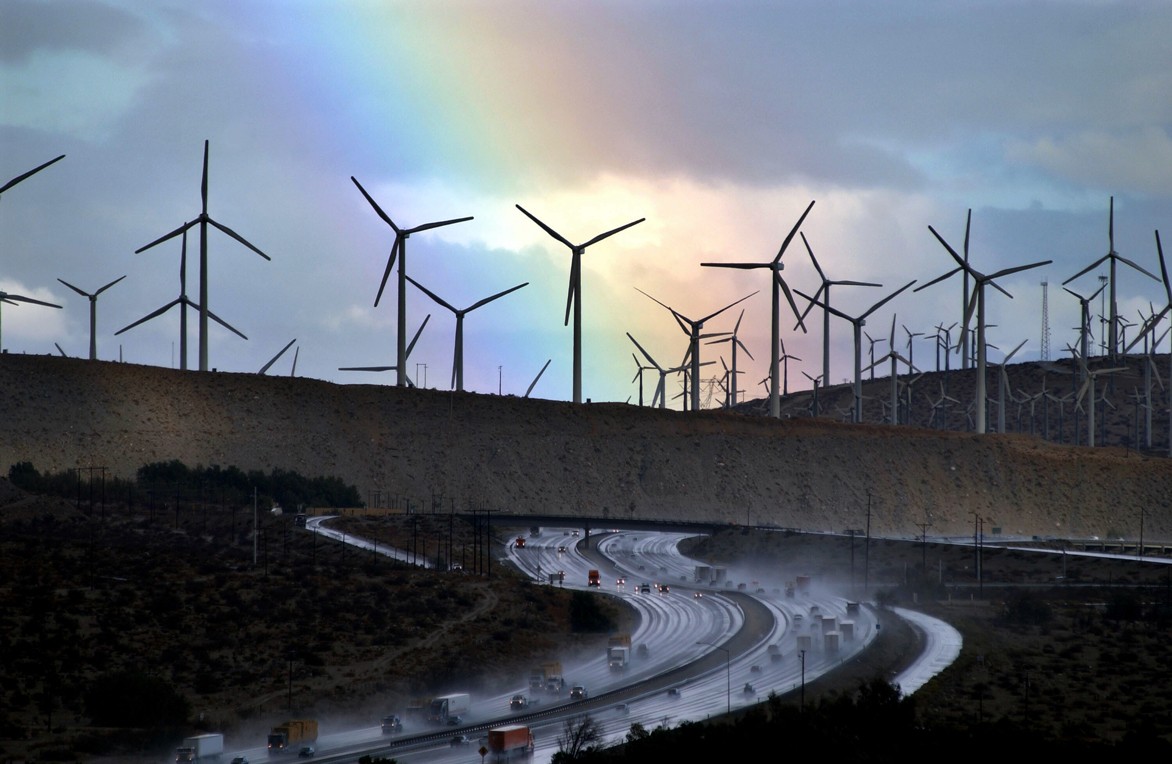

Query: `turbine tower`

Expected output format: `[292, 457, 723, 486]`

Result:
[516, 204, 644, 404]
[405, 275, 528, 392]
[700, 200, 813, 418]
[637, 289, 755, 412]
[914, 218, 1050, 434]
[1063, 197, 1158, 358]
[135, 141, 269, 372]
[56, 275, 126, 360]
[352, 176, 473, 388]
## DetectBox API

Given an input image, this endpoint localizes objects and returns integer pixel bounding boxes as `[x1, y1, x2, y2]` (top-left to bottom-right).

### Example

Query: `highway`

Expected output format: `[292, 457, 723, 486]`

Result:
[219, 520, 954, 763]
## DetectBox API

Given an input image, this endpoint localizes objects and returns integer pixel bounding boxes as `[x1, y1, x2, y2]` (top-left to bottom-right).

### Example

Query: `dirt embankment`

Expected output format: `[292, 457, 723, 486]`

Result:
[2, 353, 1171, 539]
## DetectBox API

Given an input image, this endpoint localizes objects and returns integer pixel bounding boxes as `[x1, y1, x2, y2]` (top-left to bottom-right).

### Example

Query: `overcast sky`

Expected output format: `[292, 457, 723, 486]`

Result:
[4, 1, 1172, 407]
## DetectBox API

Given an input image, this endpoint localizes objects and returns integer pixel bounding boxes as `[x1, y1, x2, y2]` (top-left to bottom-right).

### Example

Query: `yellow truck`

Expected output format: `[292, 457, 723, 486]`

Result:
[267, 719, 318, 752]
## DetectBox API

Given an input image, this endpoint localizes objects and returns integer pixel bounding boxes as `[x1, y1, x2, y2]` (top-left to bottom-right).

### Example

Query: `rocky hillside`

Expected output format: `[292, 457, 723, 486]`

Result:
[2, 353, 1170, 539]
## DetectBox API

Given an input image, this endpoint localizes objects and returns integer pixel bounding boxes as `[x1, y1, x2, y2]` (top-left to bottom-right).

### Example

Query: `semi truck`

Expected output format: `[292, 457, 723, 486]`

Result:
[267, 719, 318, 752]
[587, 569, 601, 587]
[607, 633, 631, 671]
[532, 660, 567, 693]
[487, 724, 535, 760]
[427, 693, 471, 724]
[174, 733, 223, 762]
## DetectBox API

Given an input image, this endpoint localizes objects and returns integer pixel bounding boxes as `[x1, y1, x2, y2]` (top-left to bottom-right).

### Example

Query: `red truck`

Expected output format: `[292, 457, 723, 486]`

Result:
[587, 569, 600, 587]
[488, 724, 534, 760]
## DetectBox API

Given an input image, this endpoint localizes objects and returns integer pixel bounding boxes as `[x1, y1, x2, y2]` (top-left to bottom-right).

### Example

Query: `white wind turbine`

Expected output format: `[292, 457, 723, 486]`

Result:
[136, 141, 270, 372]
[627, 333, 670, 410]
[795, 231, 882, 388]
[991, 339, 1027, 434]
[701, 201, 813, 418]
[1076, 364, 1128, 447]
[516, 205, 644, 404]
[352, 176, 473, 389]
[796, 281, 916, 423]
[0, 155, 67, 351]
[1122, 230, 1172, 455]
[1063, 197, 1159, 359]
[704, 309, 753, 406]
[862, 314, 918, 425]
[56, 275, 126, 360]
[914, 219, 1050, 435]
[405, 275, 528, 392]
[1064, 281, 1107, 384]
[116, 229, 246, 368]
[637, 288, 755, 412]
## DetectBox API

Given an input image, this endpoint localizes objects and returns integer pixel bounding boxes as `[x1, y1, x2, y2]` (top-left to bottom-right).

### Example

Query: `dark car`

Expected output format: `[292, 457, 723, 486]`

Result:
[230, 758, 248, 764]
[297, 746, 315, 758]
[451, 735, 472, 746]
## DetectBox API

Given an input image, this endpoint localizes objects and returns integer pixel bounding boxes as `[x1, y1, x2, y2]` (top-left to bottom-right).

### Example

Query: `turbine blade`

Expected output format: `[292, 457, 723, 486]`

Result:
[0, 154, 65, 195]
[351, 176, 400, 232]
[1115, 255, 1160, 282]
[1062, 254, 1110, 285]
[988, 260, 1051, 282]
[582, 217, 645, 248]
[927, 225, 967, 270]
[374, 237, 401, 308]
[115, 299, 181, 334]
[406, 215, 474, 234]
[515, 204, 573, 249]
[914, 266, 962, 292]
[6, 294, 62, 309]
[291, 346, 299, 376]
[699, 290, 757, 325]
[405, 314, 431, 358]
[777, 275, 807, 332]
[861, 280, 916, 320]
[467, 281, 528, 312]
[339, 365, 396, 372]
[207, 218, 271, 260]
[774, 200, 815, 264]
[699, 262, 769, 269]
[95, 275, 127, 295]
[564, 253, 579, 326]
[136, 219, 198, 254]
[56, 278, 90, 298]
[626, 332, 663, 371]
[801, 232, 825, 281]
[259, 338, 297, 374]
[525, 358, 552, 398]
[204, 307, 248, 340]
[406, 274, 457, 313]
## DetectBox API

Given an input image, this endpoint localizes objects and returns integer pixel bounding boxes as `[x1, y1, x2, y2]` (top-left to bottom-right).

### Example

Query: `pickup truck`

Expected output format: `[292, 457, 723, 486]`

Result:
[509, 694, 538, 711]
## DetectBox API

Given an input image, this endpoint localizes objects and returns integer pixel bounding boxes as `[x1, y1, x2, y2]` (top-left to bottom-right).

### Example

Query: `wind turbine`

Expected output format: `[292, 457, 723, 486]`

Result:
[116, 229, 246, 369]
[0, 290, 62, 351]
[704, 309, 753, 406]
[778, 338, 800, 396]
[352, 176, 473, 388]
[637, 289, 756, 412]
[630, 353, 655, 407]
[795, 231, 881, 389]
[991, 339, 1027, 434]
[56, 275, 125, 360]
[0, 154, 65, 200]
[1064, 281, 1107, 382]
[862, 314, 918, 425]
[627, 332, 686, 410]
[914, 219, 1050, 434]
[1123, 230, 1172, 455]
[405, 275, 528, 392]
[516, 204, 644, 404]
[796, 281, 916, 423]
[802, 370, 823, 416]
[339, 315, 431, 385]
[258, 338, 296, 375]
[1076, 364, 1128, 447]
[1063, 197, 1159, 359]
[135, 141, 269, 372]
[701, 200, 813, 418]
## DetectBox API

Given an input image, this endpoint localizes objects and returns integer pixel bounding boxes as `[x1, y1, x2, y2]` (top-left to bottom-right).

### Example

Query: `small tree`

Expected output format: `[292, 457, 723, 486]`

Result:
[552, 714, 602, 762]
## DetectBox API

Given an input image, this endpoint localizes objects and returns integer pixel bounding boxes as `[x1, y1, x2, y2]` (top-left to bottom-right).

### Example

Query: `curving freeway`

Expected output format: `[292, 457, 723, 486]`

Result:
[221, 520, 958, 764]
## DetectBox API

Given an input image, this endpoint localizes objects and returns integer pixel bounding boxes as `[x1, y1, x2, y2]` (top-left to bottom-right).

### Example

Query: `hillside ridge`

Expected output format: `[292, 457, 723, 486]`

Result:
[2, 353, 1170, 538]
